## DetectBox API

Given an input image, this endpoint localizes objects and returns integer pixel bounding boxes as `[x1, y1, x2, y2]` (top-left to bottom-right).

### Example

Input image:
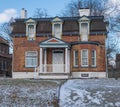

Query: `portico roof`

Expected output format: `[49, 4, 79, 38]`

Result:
[39, 37, 70, 48]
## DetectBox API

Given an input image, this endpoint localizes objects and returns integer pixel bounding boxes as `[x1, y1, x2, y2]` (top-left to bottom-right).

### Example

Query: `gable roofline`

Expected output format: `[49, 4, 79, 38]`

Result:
[39, 37, 70, 48]
[0, 36, 9, 46]
[40, 36, 69, 45]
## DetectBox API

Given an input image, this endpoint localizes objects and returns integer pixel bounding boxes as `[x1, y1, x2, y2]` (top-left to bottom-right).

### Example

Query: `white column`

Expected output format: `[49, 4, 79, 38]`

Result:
[44, 49, 47, 72]
[40, 48, 43, 73]
[65, 48, 68, 73]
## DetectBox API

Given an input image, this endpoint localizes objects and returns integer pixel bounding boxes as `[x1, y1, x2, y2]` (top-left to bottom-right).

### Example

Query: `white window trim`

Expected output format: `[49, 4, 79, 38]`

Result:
[26, 19, 37, 40]
[73, 50, 78, 67]
[91, 50, 96, 67]
[25, 51, 38, 68]
[80, 22, 89, 41]
[81, 49, 88, 67]
[26, 24, 36, 40]
[78, 17, 90, 42]
[52, 22, 62, 39]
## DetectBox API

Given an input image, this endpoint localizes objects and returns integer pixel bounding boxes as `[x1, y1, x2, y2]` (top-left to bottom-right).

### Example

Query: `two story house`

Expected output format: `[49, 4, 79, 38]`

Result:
[11, 8, 108, 79]
[0, 36, 12, 77]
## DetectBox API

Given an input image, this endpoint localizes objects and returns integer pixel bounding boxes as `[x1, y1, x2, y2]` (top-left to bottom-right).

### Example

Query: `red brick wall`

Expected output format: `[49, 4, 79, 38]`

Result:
[13, 36, 48, 72]
[13, 34, 106, 72]
[71, 44, 106, 72]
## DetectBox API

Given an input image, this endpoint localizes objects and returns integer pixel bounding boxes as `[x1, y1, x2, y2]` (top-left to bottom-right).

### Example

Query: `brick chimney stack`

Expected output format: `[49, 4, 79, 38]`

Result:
[20, 8, 27, 18]
[79, 8, 90, 16]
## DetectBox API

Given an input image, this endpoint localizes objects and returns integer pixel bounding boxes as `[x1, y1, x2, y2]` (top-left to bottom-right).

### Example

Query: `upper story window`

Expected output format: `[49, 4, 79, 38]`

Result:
[28, 25, 34, 38]
[52, 17, 63, 39]
[78, 16, 90, 41]
[26, 19, 37, 41]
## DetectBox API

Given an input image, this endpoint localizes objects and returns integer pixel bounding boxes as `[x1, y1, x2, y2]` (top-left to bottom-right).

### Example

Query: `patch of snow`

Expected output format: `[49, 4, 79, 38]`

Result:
[60, 79, 120, 107]
[115, 102, 120, 107]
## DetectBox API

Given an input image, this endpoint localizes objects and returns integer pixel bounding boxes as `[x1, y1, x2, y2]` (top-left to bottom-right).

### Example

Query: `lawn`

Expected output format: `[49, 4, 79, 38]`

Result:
[0, 78, 64, 107]
[1, 78, 120, 107]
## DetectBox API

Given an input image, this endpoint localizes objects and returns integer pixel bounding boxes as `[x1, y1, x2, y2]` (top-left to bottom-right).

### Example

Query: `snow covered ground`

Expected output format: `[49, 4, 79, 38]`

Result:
[1, 78, 120, 107]
[0, 78, 63, 107]
[60, 79, 120, 107]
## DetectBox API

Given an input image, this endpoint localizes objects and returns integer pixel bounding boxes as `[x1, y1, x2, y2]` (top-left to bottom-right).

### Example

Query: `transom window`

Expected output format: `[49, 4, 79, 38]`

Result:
[81, 49, 88, 67]
[91, 50, 96, 67]
[25, 51, 38, 67]
[73, 50, 78, 67]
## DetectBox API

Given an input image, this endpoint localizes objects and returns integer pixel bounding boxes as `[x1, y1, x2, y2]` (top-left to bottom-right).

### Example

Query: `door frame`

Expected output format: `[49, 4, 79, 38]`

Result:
[52, 50, 64, 64]
[52, 50, 64, 72]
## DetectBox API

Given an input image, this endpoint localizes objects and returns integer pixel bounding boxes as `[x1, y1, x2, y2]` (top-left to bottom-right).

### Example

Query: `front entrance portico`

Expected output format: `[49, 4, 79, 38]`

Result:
[34, 37, 70, 79]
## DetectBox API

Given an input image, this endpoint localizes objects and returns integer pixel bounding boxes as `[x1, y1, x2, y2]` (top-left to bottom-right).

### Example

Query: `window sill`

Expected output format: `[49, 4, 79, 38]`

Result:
[73, 66, 79, 68]
[81, 66, 89, 68]
[25, 67, 36, 68]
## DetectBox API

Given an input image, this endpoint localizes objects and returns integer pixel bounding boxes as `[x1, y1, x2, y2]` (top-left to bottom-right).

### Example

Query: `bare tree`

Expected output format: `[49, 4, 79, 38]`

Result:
[61, 0, 108, 17]
[0, 20, 13, 53]
[33, 8, 49, 18]
[107, 36, 120, 58]
[61, 0, 120, 58]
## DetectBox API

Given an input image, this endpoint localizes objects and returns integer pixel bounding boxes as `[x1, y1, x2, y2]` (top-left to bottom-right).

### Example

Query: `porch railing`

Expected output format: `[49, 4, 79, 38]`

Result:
[34, 64, 70, 77]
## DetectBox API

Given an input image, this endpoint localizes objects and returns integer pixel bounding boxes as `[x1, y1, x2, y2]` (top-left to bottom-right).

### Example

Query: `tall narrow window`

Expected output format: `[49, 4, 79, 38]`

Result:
[81, 49, 88, 67]
[54, 24, 60, 38]
[91, 50, 96, 67]
[25, 51, 38, 67]
[81, 23, 88, 41]
[26, 18, 37, 40]
[52, 17, 63, 39]
[28, 25, 34, 38]
[73, 50, 78, 67]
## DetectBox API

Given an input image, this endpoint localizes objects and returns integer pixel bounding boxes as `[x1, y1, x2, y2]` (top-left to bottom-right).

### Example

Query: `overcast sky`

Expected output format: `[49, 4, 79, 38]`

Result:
[0, 0, 71, 24]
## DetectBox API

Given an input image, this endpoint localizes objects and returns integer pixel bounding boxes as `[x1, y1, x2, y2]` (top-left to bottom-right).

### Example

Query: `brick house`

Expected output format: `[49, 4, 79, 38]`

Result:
[0, 36, 12, 77]
[116, 54, 120, 69]
[11, 9, 108, 79]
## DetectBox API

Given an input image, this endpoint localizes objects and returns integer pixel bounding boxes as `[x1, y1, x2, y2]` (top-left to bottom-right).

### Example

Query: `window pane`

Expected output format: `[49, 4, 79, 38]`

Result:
[74, 51, 78, 66]
[81, 23, 88, 41]
[91, 50, 96, 66]
[25, 51, 37, 67]
[54, 24, 60, 38]
[81, 50, 88, 66]
[28, 25, 34, 37]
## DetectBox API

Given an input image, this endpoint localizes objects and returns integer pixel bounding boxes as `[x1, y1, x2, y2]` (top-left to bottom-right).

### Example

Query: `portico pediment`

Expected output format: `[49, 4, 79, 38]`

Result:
[39, 37, 70, 48]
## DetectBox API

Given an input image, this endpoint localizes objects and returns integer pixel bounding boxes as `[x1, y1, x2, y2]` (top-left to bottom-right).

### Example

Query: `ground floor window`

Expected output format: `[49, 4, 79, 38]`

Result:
[81, 49, 88, 67]
[91, 50, 96, 67]
[73, 50, 78, 67]
[25, 51, 38, 67]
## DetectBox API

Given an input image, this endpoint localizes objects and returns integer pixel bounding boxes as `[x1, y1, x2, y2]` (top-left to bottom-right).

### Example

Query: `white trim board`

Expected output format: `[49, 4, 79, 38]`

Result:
[72, 72, 106, 78]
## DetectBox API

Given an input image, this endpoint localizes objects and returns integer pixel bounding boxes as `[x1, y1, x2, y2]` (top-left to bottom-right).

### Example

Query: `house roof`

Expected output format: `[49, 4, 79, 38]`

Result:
[11, 16, 107, 36]
[0, 36, 9, 46]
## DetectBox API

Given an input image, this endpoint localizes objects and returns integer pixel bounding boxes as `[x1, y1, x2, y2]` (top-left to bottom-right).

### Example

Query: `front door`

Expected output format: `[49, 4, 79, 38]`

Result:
[52, 50, 64, 72]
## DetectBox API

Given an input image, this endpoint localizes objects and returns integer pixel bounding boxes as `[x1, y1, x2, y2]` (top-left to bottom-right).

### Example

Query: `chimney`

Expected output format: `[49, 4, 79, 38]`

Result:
[79, 8, 90, 16]
[20, 8, 27, 18]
